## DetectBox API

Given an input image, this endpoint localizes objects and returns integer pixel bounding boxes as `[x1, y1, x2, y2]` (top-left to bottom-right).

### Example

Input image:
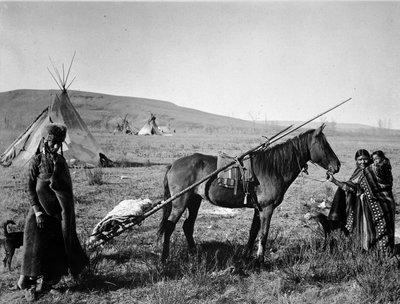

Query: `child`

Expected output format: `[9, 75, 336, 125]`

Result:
[371, 150, 393, 186]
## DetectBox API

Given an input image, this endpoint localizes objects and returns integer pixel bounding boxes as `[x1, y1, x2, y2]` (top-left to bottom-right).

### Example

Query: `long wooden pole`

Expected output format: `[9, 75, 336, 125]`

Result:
[262, 97, 352, 144]
[90, 125, 293, 248]
[89, 124, 293, 243]
[145, 97, 352, 217]
[91, 97, 351, 246]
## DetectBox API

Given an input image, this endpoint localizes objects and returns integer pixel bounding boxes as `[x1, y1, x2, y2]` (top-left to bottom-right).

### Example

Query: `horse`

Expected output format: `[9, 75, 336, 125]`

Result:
[158, 124, 341, 263]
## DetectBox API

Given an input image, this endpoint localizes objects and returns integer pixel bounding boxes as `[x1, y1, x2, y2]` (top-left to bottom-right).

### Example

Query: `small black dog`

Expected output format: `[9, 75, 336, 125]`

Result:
[2, 220, 24, 271]
[306, 212, 349, 237]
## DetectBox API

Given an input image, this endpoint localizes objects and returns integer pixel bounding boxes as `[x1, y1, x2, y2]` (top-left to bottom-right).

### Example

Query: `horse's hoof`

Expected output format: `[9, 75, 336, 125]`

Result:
[252, 259, 261, 270]
[241, 254, 253, 264]
[246, 257, 265, 271]
[231, 266, 248, 277]
[159, 257, 169, 267]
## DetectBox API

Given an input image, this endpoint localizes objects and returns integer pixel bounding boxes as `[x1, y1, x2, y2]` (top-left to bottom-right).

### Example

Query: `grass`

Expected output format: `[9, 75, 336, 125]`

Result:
[0, 128, 400, 303]
[85, 167, 104, 185]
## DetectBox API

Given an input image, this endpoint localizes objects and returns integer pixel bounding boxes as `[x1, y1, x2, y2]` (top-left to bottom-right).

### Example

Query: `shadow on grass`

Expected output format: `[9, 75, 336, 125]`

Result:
[198, 241, 246, 266]
[95, 245, 159, 264]
[75, 243, 162, 292]
[160, 240, 253, 279]
[77, 237, 318, 293]
[66, 270, 155, 293]
[112, 160, 169, 168]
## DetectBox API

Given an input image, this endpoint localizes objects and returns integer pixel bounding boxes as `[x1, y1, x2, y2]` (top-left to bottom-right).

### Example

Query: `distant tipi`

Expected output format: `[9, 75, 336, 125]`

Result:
[138, 113, 163, 136]
[0, 56, 108, 167]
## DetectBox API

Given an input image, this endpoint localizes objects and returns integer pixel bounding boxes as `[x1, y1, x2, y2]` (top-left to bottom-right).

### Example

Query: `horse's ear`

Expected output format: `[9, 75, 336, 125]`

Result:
[315, 123, 326, 136]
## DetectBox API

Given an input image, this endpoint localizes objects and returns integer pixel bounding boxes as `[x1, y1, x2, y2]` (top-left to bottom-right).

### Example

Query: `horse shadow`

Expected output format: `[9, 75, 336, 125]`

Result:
[159, 240, 272, 279]
[112, 160, 169, 168]
[65, 245, 160, 293]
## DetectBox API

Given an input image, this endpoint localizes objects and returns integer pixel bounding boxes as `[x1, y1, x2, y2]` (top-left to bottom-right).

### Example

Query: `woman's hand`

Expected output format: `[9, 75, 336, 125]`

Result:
[326, 172, 335, 183]
[35, 212, 45, 229]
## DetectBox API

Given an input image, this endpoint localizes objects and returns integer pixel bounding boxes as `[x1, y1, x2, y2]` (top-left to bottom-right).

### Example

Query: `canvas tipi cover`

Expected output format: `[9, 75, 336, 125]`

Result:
[138, 114, 162, 136]
[0, 88, 105, 168]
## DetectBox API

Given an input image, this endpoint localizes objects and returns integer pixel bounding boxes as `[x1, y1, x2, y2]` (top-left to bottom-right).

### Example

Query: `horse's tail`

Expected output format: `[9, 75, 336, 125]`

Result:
[158, 164, 172, 239]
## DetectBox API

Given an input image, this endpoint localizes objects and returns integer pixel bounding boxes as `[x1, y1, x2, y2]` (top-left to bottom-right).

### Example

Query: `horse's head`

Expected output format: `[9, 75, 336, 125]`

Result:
[309, 124, 341, 174]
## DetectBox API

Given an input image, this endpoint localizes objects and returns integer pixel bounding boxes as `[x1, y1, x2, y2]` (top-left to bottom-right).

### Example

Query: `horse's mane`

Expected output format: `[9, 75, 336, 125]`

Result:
[253, 129, 314, 176]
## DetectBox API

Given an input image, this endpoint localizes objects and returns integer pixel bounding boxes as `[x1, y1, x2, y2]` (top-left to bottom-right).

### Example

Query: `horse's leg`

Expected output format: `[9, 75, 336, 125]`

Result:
[161, 220, 176, 263]
[183, 195, 202, 254]
[255, 204, 275, 263]
[161, 194, 190, 262]
[244, 209, 260, 259]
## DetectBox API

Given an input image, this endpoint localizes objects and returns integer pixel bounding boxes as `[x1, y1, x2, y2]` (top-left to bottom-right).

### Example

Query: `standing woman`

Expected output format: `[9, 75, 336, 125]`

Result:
[358, 150, 395, 251]
[327, 149, 372, 235]
[17, 123, 89, 301]
[327, 149, 396, 252]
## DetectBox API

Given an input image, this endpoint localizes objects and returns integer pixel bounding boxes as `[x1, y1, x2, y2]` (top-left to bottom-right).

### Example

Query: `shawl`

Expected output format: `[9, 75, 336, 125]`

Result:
[328, 167, 363, 226]
[357, 160, 395, 250]
[361, 159, 393, 197]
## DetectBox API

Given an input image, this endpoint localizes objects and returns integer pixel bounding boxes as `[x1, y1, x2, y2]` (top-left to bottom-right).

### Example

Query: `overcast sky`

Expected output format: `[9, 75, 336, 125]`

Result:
[1, 1, 400, 129]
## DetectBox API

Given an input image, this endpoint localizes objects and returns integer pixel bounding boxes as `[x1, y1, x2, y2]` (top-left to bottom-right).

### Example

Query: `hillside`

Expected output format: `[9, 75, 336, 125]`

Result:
[0, 89, 397, 135]
[261, 120, 380, 131]
[0, 89, 254, 132]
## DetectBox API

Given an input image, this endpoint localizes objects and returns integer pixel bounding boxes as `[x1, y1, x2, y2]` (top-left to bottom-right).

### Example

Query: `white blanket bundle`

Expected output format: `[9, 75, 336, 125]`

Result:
[87, 198, 155, 247]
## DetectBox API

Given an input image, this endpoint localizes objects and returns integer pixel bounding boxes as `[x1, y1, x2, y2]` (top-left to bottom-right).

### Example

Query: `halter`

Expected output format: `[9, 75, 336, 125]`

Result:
[291, 138, 328, 183]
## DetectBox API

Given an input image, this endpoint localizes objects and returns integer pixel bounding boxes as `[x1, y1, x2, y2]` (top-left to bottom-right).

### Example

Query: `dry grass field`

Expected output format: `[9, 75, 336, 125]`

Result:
[1, 127, 400, 303]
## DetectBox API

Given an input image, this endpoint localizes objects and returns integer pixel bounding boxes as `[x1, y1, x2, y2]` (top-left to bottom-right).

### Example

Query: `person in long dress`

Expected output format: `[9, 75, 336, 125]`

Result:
[17, 123, 89, 301]
[327, 149, 395, 252]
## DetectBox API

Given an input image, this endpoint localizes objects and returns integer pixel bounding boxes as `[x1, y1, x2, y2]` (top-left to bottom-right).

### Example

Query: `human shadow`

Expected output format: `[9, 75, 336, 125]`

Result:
[112, 160, 169, 168]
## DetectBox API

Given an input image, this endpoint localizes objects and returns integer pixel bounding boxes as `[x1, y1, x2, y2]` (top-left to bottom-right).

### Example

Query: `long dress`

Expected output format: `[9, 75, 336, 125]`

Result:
[328, 167, 363, 233]
[22, 153, 89, 280]
[356, 159, 395, 251]
[328, 161, 395, 252]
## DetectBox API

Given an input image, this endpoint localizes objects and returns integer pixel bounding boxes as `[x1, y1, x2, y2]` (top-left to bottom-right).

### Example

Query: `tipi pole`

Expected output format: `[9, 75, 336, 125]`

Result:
[62, 64, 65, 85]
[49, 56, 64, 88]
[65, 51, 76, 87]
[47, 67, 63, 91]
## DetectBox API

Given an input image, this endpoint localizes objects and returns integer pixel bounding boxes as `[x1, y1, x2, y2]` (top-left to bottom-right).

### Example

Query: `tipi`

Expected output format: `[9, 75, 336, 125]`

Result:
[113, 114, 137, 135]
[158, 126, 173, 136]
[0, 57, 108, 168]
[138, 113, 162, 136]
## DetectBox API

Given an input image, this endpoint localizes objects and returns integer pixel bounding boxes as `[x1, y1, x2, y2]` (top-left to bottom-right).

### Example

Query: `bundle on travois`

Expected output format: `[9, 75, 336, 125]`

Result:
[86, 198, 159, 248]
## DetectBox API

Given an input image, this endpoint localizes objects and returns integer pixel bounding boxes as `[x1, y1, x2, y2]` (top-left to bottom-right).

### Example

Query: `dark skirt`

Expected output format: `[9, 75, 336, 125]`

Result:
[21, 208, 68, 278]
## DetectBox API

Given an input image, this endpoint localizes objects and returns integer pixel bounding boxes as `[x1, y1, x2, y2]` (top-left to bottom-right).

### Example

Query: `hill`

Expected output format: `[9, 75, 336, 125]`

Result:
[261, 120, 379, 131]
[0, 89, 397, 135]
[0, 89, 255, 132]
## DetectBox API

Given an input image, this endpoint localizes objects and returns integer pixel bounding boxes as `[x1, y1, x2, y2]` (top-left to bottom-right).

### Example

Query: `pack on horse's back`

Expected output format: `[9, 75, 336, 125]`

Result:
[206, 154, 260, 210]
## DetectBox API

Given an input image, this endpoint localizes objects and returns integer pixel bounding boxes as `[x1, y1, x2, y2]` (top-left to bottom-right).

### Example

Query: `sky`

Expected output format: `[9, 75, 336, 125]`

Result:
[1, 1, 400, 129]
